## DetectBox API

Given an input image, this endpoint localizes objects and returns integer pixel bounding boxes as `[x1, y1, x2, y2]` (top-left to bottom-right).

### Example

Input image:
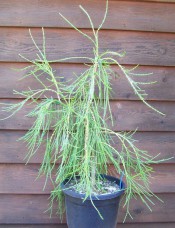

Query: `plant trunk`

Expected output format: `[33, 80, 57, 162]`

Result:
[91, 156, 96, 189]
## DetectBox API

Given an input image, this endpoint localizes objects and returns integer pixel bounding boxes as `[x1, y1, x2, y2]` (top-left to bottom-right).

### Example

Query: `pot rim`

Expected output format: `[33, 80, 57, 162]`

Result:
[61, 174, 125, 200]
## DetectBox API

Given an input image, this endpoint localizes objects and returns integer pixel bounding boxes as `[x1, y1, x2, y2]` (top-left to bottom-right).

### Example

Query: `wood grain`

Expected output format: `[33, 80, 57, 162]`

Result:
[0, 164, 174, 194]
[0, 100, 174, 131]
[1, 28, 175, 66]
[142, 0, 175, 2]
[0, 164, 53, 194]
[1, 62, 175, 100]
[0, 131, 174, 164]
[0, 193, 174, 223]
[1, 0, 175, 33]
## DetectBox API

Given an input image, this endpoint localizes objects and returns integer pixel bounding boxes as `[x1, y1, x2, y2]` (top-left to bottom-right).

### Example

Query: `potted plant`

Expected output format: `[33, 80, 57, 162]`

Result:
[1, 1, 170, 227]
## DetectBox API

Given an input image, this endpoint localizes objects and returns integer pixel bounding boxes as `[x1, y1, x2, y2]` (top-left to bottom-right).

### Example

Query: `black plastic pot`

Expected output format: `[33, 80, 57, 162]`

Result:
[61, 174, 125, 228]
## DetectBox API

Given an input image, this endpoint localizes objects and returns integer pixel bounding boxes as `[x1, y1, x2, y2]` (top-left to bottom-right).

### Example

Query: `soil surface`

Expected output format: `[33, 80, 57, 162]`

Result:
[65, 179, 120, 195]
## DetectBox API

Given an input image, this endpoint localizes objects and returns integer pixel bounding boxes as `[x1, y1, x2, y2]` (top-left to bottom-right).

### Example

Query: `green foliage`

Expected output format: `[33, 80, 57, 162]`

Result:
[0, 0, 172, 221]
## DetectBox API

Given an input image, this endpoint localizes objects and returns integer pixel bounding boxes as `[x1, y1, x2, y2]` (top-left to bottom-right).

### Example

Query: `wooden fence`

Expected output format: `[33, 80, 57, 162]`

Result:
[0, 0, 175, 227]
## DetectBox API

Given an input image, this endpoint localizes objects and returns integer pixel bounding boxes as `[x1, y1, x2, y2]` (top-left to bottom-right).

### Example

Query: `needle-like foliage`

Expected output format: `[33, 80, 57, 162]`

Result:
[0, 0, 172, 221]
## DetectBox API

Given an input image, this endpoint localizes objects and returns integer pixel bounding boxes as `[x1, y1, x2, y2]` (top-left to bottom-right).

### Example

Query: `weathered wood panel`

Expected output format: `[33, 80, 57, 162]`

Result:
[1, 63, 175, 100]
[0, 164, 53, 194]
[0, 226, 68, 228]
[2, 226, 67, 228]
[1, 28, 175, 66]
[0, 164, 174, 194]
[0, 100, 174, 131]
[0, 131, 174, 164]
[0, 0, 174, 226]
[0, 194, 174, 223]
[1, 0, 175, 33]
[143, 0, 175, 2]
